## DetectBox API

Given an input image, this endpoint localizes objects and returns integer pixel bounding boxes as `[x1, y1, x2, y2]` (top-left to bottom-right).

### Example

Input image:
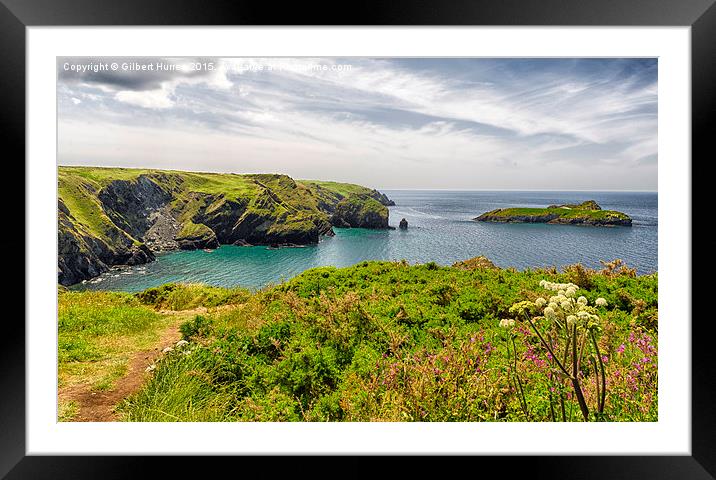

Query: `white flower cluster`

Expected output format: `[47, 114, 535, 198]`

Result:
[539, 280, 579, 295]
[499, 318, 516, 328]
[537, 280, 602, 330]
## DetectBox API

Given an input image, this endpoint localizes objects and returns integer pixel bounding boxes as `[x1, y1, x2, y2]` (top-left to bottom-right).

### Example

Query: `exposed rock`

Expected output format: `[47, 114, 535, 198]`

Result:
[399, 218, 408, 230]
[144, 205, 181, 251]
[98, 175, 173, 239]
[370, 189, 396, 206]
[57, 197, 156, 286]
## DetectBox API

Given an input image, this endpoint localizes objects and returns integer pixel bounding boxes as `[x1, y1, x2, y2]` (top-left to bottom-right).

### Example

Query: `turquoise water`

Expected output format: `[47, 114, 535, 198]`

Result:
[75, 190, 657, 292]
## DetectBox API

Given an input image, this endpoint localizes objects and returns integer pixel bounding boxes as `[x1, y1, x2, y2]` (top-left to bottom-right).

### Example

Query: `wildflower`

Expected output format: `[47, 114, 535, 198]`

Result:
[595, 297, 608, 307]
[509, 301, 533, 316]
[577, 296, 588, 306]
[565, 286, 577, 297]
[499, 318, 515, 328]
[535, 297, 547, 307]
[561, 300, 571, 310]
[543, 306, 556, 319]
[616, 344, 626, 354]
[548, 302, 559, 310]
[566, 315, 577, 327]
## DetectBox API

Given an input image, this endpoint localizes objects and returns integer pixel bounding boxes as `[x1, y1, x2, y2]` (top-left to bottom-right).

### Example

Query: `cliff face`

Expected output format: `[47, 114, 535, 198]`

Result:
[330, 195, 389, 229]
[58, 167, 393, 285]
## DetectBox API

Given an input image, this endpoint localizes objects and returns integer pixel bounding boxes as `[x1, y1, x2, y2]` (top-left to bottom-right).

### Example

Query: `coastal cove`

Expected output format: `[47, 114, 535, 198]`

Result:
[74, 190, 657, 292]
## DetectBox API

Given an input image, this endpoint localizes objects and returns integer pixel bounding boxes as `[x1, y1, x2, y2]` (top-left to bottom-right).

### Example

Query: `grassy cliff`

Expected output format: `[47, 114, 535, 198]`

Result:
[58, 258, 657, 422]
[58, 167, 393, 285]
[475, 201, 632, 226]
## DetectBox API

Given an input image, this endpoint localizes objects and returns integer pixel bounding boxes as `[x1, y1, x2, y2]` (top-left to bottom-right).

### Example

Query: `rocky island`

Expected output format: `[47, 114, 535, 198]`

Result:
[58, 167, 394, 285]
[474, 200, 632, 227]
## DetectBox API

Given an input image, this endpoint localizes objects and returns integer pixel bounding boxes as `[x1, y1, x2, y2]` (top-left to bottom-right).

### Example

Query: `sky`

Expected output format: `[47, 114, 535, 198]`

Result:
[57, 57, 657, 191]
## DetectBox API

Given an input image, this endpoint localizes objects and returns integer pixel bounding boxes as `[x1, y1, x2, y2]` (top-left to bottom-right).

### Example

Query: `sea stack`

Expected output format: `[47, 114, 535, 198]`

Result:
[399, 218, 408, 230]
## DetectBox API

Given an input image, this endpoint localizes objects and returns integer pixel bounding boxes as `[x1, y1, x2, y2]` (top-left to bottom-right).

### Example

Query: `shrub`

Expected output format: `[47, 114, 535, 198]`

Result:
[180, 315, 214, 340]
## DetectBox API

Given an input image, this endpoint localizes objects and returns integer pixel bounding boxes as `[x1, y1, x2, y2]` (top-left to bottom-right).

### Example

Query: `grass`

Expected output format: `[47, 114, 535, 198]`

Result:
[299, 179, 379, 198]
[58, 291, 164, 391]
[135, 283, 251, 311]
[113, 258, 657, 422]
[489, 207, 630, 221]
[176, 221, 215, 240]
[58, 400, 79, 422]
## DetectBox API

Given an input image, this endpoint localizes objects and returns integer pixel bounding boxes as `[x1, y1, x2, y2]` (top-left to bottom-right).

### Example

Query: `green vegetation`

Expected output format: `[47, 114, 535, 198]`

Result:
[94, 258, 658, 422]
[135, 283, 251, 311]
[58, 291, 164, 400]
[475, 201, 632, 226]
[300, 180, 379, 198]
[487, 207, 629, 221]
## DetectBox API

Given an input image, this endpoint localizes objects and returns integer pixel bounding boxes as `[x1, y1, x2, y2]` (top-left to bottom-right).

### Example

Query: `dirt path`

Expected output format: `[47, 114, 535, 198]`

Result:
[60, 322, 182, 422]
[58, 305, 237, 422]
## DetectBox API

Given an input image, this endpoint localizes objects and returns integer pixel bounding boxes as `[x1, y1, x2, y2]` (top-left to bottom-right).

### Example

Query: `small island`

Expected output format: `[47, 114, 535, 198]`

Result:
[474, 200, 632, 227]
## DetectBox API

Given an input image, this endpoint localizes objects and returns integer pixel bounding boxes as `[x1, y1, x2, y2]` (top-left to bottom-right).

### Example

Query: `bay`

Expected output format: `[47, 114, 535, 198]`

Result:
[75, 190, 657, 292]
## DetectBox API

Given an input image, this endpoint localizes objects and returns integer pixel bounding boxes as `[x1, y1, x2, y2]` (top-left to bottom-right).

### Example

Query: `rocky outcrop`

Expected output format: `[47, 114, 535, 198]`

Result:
[370, 189, 396, 206]
[58, 197, 155, 286]
[330, 194, 389, 229]
[474, 200, 632, 227]
[175, 222, 220, 250]
[58, 168, 394, 285]
[399, 218, 408, 230]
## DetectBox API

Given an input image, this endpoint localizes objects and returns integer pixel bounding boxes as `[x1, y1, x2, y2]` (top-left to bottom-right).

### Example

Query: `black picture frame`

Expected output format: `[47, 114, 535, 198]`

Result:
[2, 0, 709, 476]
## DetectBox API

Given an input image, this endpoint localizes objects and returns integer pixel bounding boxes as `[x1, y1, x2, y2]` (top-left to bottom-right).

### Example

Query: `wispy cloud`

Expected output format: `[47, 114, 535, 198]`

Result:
[57, 57, 657, 190]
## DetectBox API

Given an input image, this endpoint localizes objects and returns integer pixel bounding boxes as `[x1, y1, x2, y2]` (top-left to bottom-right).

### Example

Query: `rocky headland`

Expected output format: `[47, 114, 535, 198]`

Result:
[58, 167, 394, 285]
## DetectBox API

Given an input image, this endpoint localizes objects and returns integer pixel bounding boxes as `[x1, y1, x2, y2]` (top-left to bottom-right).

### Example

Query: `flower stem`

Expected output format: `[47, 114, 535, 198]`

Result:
[524, 313, 570, 377]
[572, 324, 590, 421]
[590, 330, 607, 414]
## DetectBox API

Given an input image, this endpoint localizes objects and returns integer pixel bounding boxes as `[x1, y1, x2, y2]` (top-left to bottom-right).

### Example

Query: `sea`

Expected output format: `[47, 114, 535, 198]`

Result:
[73, 190, 657, 292]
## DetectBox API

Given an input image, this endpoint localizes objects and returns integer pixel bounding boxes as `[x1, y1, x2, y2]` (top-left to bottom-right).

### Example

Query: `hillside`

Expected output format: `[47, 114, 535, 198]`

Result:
[58, 167, 393, 286]
[474, 200, 632, 226]
[58, 257, 657, 422]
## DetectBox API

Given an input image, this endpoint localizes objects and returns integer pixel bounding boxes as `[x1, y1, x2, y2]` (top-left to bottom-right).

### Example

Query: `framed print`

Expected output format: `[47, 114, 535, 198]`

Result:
[3, 0, 711, 476]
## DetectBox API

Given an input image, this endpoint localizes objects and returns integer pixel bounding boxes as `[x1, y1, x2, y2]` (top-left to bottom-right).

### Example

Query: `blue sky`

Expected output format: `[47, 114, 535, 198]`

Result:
[57, 57, 657, 190]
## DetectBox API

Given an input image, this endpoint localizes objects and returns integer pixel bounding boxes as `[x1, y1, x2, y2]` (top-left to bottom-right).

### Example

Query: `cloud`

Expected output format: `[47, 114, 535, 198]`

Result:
[57, 57, 657, 190]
